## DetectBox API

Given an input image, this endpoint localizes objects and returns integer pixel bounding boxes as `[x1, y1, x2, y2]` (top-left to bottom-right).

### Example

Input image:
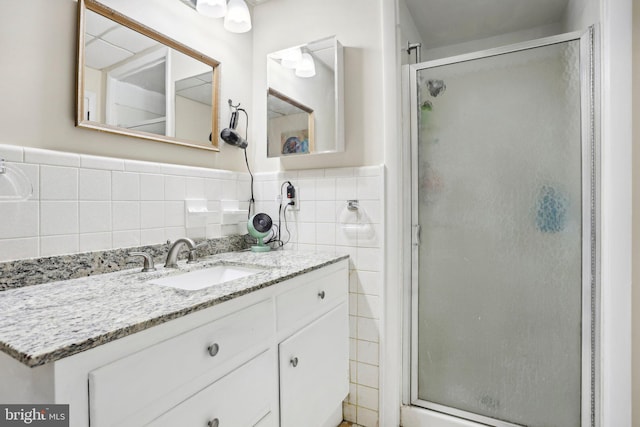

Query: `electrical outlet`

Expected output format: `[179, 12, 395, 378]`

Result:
[286, 183, 299, 211]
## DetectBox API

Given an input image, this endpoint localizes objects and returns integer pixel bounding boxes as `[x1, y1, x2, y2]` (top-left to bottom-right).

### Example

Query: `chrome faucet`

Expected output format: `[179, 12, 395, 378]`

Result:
[164, 238, 197, 268]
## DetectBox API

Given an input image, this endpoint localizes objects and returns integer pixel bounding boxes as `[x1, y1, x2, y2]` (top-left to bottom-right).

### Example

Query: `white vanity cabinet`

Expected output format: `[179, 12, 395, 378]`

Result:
[0, 259, 349, 427]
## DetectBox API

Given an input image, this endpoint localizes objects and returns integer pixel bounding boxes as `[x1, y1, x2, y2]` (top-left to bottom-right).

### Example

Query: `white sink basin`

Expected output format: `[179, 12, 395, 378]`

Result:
[148, 265, 264, 291]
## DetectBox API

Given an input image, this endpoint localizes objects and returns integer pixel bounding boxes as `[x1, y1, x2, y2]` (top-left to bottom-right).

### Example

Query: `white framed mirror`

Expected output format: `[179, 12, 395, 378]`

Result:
[266, 36, 344, 158]
[76, 0, 221, 151]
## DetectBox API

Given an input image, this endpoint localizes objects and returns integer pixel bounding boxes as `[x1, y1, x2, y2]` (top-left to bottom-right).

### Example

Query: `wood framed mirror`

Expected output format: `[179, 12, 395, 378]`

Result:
[76, 0, 220, 150]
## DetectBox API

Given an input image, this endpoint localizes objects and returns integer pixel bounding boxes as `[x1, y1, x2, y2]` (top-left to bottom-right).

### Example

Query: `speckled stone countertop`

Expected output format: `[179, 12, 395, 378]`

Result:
[0, 235, 247, 290]
[0, 250, 348, 368]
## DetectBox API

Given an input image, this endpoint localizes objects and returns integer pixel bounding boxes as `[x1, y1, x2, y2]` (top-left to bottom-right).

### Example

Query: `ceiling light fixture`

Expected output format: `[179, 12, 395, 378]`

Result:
[190, 0, 252, 33]
[224, 0, 252, 33]
[196, 0, 227, 18]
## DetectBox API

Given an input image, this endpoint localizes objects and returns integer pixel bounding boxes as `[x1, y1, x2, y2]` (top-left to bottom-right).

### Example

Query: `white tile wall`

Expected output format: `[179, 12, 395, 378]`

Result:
[40, 166, 78, 200]
[79, 201, 111, 233]
[254, 166, 384, 427]
[139, 174, 164, 201]
[112, 201, 141, 231]
[40, 234, 79, 257]
[24, 147, 80, 167]
[164, 176, 186, 201]
[0, 144, 247, 262]
[79, 169, 111, 200]
[79, 232, 111, 252]
[80, 154, 124, 171]
[112, 172, 140, 201]
[41, 201, 79, 235]
[0, 202, 39, 239]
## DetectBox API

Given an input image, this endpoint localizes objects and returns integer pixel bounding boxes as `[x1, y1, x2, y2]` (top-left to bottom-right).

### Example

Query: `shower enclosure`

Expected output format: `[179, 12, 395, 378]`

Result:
[407, 28, 598, 427]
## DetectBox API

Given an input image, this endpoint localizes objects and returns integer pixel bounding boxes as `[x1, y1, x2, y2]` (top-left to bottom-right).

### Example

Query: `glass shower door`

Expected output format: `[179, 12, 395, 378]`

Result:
[411, 33, 595, 427]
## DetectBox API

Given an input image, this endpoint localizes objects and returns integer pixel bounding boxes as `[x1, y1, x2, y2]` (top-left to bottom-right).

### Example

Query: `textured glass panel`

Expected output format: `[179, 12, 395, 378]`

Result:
[416, 40, 582, 427]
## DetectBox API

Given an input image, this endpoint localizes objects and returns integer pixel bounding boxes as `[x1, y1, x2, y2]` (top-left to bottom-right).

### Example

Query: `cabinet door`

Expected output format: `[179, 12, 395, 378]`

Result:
[279, 302, 349, 427]
[149, 350, 274, 427]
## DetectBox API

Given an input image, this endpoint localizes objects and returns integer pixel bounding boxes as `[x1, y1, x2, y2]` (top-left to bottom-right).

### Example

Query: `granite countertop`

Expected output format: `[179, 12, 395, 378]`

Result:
[0, 250, 348, 368]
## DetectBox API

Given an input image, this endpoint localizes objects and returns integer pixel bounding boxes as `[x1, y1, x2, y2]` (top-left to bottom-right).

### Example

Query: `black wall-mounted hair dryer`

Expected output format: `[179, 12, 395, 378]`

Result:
[220, 128, 248, 149]
[220, 107, 248, 149]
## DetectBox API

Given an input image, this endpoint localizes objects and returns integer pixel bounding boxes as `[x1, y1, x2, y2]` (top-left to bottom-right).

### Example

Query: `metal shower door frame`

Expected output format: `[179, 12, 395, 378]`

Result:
[407, 27, 600, 427]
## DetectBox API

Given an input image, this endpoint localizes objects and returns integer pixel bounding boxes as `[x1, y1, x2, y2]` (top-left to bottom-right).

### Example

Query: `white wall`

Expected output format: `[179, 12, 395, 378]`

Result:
[563, 0, 600, 32]
[601, 0, 633, 424]
[251, 0, 384, 172]
[0, 0, 252, 172]
[421, 23, 563, 62]
[634, 3, 640, 425]
[381, 0, 404, 424]
[559, 1, 634, 422]
[397, 0, 424, 65]
[401, 0, 600, 67]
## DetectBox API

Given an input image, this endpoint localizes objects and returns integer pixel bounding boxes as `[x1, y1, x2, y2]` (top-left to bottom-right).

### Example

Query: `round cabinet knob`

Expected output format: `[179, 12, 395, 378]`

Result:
[318, 290, 326, 300]
[207, 418, 219, 427]
[207, 343, 220, 357]
[290, 357, 299, 368]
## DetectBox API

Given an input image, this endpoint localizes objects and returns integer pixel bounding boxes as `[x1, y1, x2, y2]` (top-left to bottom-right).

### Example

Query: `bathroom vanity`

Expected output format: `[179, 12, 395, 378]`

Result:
[0, 252, 349, 427]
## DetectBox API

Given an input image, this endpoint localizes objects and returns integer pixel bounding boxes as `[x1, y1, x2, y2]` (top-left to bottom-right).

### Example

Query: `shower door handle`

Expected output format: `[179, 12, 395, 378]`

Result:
[413, 224, 421, 246]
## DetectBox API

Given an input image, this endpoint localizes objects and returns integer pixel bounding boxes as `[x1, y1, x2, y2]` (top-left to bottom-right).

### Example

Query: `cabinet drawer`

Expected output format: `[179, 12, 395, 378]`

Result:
[89, 299, 273, 426]
[149, 350, 274, 427]
[276, 267, 347, 331]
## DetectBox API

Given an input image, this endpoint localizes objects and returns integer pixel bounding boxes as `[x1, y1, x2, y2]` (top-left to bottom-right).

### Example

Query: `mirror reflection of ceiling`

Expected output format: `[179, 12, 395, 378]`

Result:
[121, 61, 165, 94]
[84, 10, 213, 104]
[84, 10, 160, 70]
[176, 72, 213, 105]
[405, 0, 571, 49]
[267, 94, 306, 120]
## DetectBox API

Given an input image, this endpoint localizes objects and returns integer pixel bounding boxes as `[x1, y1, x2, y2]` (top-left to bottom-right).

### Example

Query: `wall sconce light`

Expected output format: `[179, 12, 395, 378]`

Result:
[192, 0, 252, 33]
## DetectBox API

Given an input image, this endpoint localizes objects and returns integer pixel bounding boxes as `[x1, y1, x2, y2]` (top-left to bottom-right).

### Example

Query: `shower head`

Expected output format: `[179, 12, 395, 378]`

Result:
[427, 79, 446, 97]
